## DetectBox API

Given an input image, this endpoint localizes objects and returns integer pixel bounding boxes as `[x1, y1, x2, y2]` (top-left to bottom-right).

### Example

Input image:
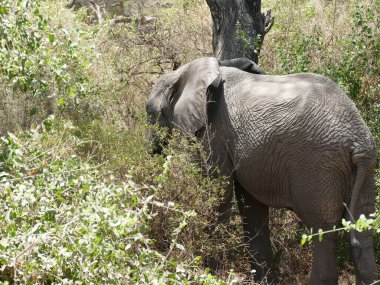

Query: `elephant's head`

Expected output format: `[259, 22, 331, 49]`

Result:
[146, 57, 265, 152]
[146, 57, 221, 134]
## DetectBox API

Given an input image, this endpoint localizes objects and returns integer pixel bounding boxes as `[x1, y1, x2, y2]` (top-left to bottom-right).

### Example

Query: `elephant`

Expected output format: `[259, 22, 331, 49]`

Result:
[145, 57, 378, 285]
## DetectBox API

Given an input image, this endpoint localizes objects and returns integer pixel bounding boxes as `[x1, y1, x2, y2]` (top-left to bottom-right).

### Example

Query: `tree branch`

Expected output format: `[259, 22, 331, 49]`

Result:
[263, 9, 275, 34]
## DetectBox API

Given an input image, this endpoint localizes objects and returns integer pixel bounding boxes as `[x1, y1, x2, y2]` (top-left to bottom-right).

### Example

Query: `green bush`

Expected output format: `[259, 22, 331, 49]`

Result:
[0, 0, 97, 133]
[0, 123, 236, 284]
[146, 133, 248, 275]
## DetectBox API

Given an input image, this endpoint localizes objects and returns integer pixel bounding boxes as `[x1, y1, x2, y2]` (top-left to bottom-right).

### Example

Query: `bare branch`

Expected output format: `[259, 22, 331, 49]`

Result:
[263, 9, 275, 34]
[89, 1, 103, 24]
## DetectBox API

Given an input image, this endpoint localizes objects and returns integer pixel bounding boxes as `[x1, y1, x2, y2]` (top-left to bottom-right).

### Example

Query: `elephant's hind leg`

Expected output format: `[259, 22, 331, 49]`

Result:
[292, 173, 343, 285]
[350, 230, 378, 285]
[234, 180, 274, 282]
[349, 170, 378, 285]
[310, 231, 338, 285]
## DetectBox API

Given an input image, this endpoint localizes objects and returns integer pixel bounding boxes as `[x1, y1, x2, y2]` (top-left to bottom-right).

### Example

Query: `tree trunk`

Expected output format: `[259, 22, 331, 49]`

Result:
[206, 0, 274, 63]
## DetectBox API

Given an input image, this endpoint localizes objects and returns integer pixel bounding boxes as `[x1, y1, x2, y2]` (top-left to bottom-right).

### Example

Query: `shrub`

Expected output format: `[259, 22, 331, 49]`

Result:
[0, 122, 237, 284]
[0, 0, 96, 133]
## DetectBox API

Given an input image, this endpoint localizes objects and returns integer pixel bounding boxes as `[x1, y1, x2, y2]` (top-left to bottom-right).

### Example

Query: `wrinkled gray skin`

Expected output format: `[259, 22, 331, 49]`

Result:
[146, 57, 378, 285]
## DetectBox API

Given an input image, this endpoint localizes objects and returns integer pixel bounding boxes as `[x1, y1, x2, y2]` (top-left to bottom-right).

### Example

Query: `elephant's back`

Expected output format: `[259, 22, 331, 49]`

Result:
[221, 69, 374, 152]
[219, 69, 375, 207]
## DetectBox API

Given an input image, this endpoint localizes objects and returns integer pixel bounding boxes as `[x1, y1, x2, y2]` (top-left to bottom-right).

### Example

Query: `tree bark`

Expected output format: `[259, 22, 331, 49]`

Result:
[206, 0, 274, 63]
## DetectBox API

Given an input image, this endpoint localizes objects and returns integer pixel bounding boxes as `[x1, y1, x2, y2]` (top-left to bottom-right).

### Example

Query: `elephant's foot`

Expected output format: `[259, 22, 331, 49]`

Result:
[355, 265, 379, 285]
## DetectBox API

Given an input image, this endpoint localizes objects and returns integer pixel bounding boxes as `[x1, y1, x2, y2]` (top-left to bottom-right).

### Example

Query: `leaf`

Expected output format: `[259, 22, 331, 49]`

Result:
[57, 98, 65, 108]
[0, 239, 9, 249]
[342, 219, 351, 227]
[144, 195, 154, 204]
[31, 222, 42, 234]
[48, 33, 55, 43]
[29, 107, 37, 116]
[175, 243, 185, 251]
[43, 115, 55, 132]
[318, 229, 323, 242]
[301, 234, 307, 246]
[8, 133, 18, 143]
[0, 6, 9, 15]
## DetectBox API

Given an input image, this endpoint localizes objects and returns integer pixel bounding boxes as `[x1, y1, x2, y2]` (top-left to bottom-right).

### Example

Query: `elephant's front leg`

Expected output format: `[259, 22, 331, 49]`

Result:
[234, 180, 274, 282]
[310, 232, 338, 285]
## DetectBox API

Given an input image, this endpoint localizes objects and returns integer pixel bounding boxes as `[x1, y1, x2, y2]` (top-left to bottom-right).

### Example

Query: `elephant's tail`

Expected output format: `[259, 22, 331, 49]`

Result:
[348, 161, 370, 248]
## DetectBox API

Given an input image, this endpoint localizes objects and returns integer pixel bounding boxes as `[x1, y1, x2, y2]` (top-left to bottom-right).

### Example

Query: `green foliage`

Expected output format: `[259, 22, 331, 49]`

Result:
[0, 124, 233, 284]
[277, 26, 325, 73]
[327, 3, 380, 149]
[72, 117, 248, 278]
[146, 133, 247, 272]
[0, 1, 47, 95]
[301, 212, 380, 246]
[0, 0, 96, 132]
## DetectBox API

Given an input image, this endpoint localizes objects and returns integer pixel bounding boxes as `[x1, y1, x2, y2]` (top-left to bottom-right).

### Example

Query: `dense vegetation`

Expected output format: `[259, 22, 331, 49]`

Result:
[0, 0, 378, 284]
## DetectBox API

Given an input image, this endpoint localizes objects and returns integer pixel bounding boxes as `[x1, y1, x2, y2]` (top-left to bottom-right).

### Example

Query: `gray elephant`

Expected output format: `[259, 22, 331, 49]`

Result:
[146, 57, 378, 285]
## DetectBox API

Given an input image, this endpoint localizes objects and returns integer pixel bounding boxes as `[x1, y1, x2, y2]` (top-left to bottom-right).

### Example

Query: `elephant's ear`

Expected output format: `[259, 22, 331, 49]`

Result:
[220, 58, 266, 74]
[171, 57, 221, 132]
